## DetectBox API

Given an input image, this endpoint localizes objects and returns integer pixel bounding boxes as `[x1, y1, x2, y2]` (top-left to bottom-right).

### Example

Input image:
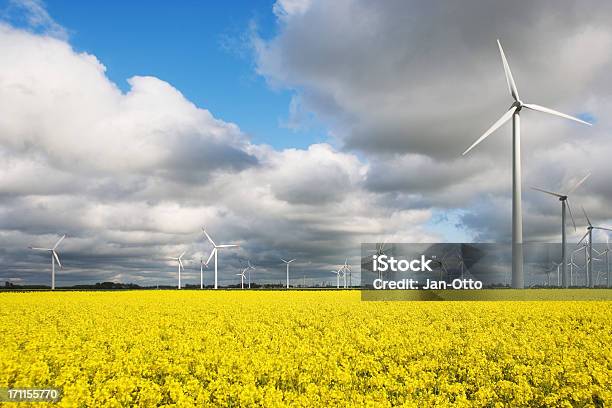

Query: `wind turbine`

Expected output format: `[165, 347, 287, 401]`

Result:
[577, 208, 612, 288]
[545, 261, 562, 287]
[462, 39, 592, 289]
[246, 260, 255, 289]
[331, 269, 341, 289]
[169, 251, 186, 289]
[571, 244, 588, 286]
[200, 257, 208, 289]
[531, 173, 590, 287]
[335, 261, 348, 288]
[341, 258, 352, 288]
[202, 227, 239, 289]
[236, 268, 247, 289]
[281, 258, 295, 289]
[29, 234, 66, 290]
[368, 241, 389, 280]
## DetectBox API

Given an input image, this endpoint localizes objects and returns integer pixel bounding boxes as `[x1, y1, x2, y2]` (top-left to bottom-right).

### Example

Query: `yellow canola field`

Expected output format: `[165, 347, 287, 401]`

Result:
[0, 291, 611, 407]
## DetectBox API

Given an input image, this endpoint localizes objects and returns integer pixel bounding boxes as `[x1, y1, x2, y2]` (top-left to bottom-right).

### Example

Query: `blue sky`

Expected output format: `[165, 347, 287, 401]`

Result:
[1, 0, 323, 149]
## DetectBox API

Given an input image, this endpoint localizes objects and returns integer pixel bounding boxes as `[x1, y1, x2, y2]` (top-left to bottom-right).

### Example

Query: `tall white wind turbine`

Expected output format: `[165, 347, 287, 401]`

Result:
[531, 173, 590, 287]
[462, 39, 592, 288]
[281, 258, 295, 289]
[169, 251, 186, 289]
[577, 208, 612, 288]
[29, 234, 66, 290]
[202, 227, 239, 289]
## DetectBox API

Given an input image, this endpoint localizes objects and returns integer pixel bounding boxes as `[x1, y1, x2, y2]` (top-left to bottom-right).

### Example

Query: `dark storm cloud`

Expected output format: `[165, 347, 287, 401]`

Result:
[256, 0, 612, 243]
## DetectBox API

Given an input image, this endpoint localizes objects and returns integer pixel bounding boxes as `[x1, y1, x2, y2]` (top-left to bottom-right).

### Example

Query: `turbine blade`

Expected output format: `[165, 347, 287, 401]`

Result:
[53, 251, 62, 268]
[530, 186, 564, 198]
[289, 259, 296, 263]
[497, 39, 520, 101]
[30, 247, 52, 251]
[53, 234, 66, 250]
[593, 226, 612, 232]
[582, 206, 592, 226]
[577, 231, 589, 246]
[201, 227, 216, 247]
[281, 258, 288, 263]
[216, 244, 238, 248]
[179, 260, 184, 269]
[462, 107, 516, 156]
[179, 251, 186, 259]
[522, 104, 592, 126]
[566, 199, 577, 231]
[206, 249, 216, 265]
[566, 173, 591, 194]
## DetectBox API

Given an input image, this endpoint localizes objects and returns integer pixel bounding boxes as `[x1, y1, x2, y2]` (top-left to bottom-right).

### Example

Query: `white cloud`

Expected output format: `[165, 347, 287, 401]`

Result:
[0, 22, 437, 286]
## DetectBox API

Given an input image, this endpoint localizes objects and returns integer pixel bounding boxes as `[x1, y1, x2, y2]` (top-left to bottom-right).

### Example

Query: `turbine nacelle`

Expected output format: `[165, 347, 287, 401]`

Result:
[511, 100, 523, 110]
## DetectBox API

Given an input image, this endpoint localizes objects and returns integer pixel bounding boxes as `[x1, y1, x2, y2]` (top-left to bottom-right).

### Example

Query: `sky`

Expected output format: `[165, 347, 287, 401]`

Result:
[0, 0, 611, 287]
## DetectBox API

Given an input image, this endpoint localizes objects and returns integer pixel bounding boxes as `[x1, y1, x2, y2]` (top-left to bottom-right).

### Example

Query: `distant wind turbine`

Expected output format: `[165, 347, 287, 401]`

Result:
[281, 258, 295, 289]
[342, 258, 352, 288]
[200, 257, 208, 289]
[169, 251, 186, 289]
[531, 173, 590, 287]
[236, 268, 247, 289]
[29, 234, 66, 290]
[247, 260, 255, 289]
[331, 269, 341, 289]
[202, 227, 239, 289]
[577, 207, 612, 288]
[462, 39, 592, 288]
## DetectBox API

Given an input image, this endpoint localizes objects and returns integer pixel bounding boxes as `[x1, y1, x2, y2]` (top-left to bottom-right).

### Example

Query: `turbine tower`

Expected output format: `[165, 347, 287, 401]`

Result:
[462, 39, 592, 288]
[29, 234, 66, 290]
[169, 251, 186, 289]
[202, 227, 239, 289]
[281, 258, 295, 289]
[577, 208, 612, 288]
[531, 173, 590, 287]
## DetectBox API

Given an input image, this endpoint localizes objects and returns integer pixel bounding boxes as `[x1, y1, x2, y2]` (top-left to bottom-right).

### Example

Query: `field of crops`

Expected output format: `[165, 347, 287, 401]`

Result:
[1, 291, 611, 407]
